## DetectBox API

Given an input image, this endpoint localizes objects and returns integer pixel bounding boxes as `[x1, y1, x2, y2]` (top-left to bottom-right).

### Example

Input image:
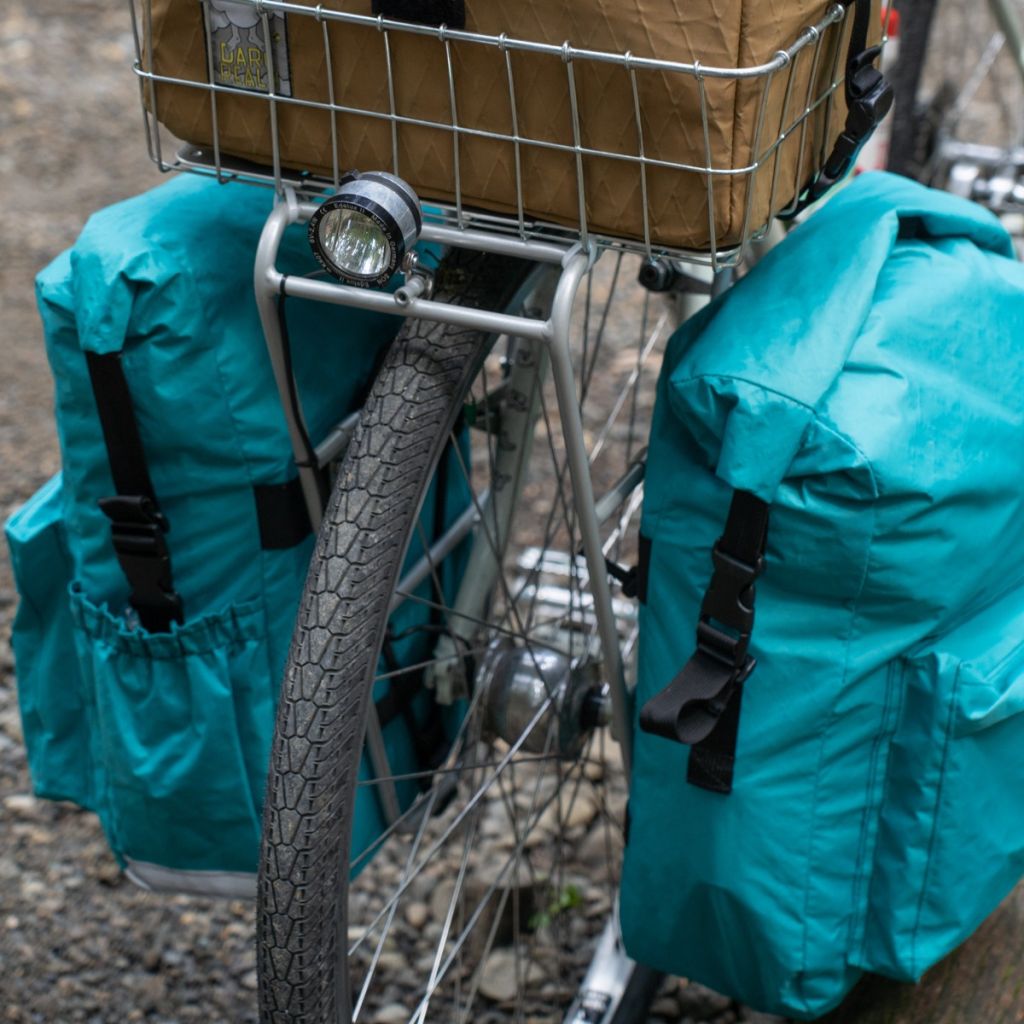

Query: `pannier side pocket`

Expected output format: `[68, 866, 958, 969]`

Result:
[5, 476, 99, 811]
[864, 604, 1024, 980]
[68, 586, 272, 886]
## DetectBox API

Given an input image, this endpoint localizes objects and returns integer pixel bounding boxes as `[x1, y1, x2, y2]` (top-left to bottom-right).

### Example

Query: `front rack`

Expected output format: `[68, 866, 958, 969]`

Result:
[129, 0, 873, 267]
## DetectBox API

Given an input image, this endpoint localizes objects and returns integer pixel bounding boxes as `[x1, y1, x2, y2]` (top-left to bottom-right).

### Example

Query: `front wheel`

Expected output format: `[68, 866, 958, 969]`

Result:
[257, 245, 674, 1024]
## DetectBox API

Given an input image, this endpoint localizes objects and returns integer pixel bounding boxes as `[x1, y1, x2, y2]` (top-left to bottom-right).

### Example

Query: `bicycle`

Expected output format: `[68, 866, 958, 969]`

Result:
[122, 1, 1006, 1022]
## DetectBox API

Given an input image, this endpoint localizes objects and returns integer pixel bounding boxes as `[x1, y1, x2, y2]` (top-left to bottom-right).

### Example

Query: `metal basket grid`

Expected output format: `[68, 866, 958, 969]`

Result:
[130, 0, 864, 267]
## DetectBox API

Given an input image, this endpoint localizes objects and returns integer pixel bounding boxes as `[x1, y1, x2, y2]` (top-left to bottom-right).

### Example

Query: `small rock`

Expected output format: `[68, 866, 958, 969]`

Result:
[136, 973, 167, 1009]
[161, 949, 186, 969]
[651, 996, 680, 1017]
[536, 792, 598, 835]
[3, 794, 44, 820]
[0, 709, 22, 744]
[375, 950, 406, 973]
[575, 822, 620, 871]
[428, 881, 456, 922]
[20, 878, 46, 899]
[372, 1003, 408, 1024]
[677, 981, 733, 1018]
[403, 901, 429, 930]
[478, 948, 545, 1002]
[94, 858, 123, 886]
[240, 970, 258, 991]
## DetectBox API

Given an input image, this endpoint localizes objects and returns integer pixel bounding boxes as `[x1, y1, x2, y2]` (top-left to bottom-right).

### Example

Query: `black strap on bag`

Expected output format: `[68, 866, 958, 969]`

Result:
[86, 348, 316, 633]
[791, 0, 894, 213]
[85, 351, 185, 634]
[638, 490, 769, 794]
[372, 0, 465, 28]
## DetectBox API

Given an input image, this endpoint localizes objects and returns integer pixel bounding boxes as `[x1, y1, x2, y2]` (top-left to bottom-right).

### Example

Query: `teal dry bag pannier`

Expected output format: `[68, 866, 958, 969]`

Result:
[620, 172, 1024, 1019]
[5, 175, 465, 897]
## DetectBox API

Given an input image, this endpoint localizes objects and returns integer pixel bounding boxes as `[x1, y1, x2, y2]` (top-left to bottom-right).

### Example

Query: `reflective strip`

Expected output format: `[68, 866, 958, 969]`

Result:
[125, 859, 257, 900]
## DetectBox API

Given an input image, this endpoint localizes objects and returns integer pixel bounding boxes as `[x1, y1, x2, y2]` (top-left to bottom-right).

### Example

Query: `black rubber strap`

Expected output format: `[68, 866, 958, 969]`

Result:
[372, 0, 465, 28]
[687, 679, 744, 794]
[253, 477, 313, 549]
[85, 350, 184, 633]
[845, 0, 873, 81]
[638, 490, 769, 794]
[634, 532, 652, 605]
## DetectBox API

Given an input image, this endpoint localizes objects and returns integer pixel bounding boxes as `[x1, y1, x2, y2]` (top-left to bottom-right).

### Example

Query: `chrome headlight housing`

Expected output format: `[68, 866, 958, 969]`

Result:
[308, 172, 422, 288]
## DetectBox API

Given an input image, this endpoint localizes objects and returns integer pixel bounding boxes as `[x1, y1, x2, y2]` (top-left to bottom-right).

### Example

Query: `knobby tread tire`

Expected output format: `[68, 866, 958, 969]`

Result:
[257, 248, 537, 1024]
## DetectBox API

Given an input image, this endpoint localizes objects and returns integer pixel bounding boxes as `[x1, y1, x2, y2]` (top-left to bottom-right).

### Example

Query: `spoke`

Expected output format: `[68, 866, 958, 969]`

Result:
[407, 739, 578, 1023]
[371, 643, 493, 686]
[946, 32, 1006, 137]
[391, 586, 574, 657]
[355, 752, 592, 790]
[348, 696, 556, 958]
[448, 439, 569, 696]
[579, 252, 624, 406]
[415, 783, 485, 1024]
[349, 670, 497, 873]
[354, 783, 441, 1022]
[587, 307, 667, 466]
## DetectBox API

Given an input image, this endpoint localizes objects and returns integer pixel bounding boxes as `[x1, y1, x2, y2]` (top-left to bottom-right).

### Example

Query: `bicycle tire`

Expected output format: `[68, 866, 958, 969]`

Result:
[256, 246, 538, 1024]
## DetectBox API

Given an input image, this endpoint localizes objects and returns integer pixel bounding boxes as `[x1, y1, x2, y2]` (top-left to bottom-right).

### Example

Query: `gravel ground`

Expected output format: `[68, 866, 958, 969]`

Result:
[1, 2, 1017, 1023]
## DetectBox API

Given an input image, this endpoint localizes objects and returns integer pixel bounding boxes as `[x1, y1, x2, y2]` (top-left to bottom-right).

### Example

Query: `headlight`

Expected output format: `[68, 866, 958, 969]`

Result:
[308, 172, 422, 288]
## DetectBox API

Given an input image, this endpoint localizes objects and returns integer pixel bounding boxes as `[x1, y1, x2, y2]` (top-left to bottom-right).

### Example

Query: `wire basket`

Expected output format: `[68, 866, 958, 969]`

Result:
[130, 0, 877, 265]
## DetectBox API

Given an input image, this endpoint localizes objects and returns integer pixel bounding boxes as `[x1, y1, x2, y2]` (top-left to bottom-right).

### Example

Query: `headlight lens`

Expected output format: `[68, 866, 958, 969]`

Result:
[308, 172, 422, 288]
[316, 208, 390, 279]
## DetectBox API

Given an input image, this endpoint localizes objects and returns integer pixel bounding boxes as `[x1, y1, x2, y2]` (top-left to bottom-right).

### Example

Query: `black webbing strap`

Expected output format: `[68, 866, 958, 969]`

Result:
[638, 490, 769, 794]
[790, 0, 894, 213]
[85, 352, 315, 632]
[85, 351, 184, 633]
[254, 477, 313, 550]
[371, 0, 465, 28]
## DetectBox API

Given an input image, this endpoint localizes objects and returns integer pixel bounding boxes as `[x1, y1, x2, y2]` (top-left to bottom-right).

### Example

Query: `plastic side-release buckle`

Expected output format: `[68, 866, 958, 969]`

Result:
[99, 495, 184, 633]
[809, 57, 895, 203]
[695, 543, 764, 666]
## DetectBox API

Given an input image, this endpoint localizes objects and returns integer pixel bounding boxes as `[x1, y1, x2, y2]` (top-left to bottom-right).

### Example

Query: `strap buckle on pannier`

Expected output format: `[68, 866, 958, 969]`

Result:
[786, 0, 894, 214]
[697, 543, 764, 666]
[638, 491, 769, 794]
[99, 495, 184, 633]
[807, 52, 895, 204]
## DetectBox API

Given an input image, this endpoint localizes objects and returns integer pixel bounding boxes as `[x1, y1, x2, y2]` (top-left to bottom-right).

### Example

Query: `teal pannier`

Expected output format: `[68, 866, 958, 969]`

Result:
[621, 172, 1024, 1018]
[5, 175, 463, 897]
